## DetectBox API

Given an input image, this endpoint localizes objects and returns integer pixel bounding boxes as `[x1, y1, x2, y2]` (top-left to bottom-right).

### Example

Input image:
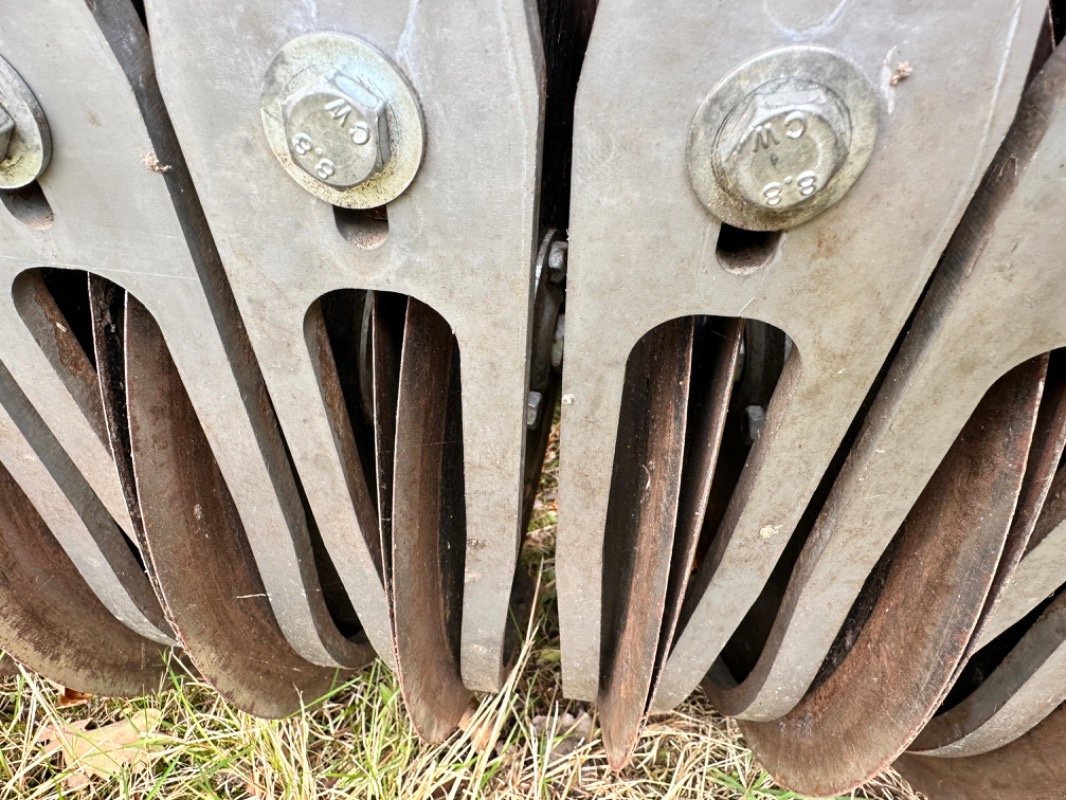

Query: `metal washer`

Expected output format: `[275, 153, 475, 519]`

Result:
[261, 32, 425, 210]
[687, 46, 879, 232]
[0, 54, 52, 191]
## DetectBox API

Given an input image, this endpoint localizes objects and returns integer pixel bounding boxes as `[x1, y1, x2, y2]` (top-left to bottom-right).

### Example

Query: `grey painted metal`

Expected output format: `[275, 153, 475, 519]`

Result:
[559, 0, 1044, 704]
[261, 32, 425, 208]
[0, 53, 51, 189]
[0, 0, 364, 668]
[708, 41, 1066, 723]
[145, 0, 544, 690]
[688, 46, 877, 231]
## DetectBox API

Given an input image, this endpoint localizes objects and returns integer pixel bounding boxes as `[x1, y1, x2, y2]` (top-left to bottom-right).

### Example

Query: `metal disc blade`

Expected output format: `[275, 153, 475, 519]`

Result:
[739, 356, 1045, 797]
[88, 276, 155, 577]
[910, 586, 1066, 757]
[390, 297, 471, 741]
[305, 298, 382, 581]
[0, 357, 169, 646]
[973, 353, 1066, 648]
[371, 291, 405, 587]
[0, 459, 168, 695]
[599, 317, 695, 769]
[896, 702, 1066, 800]
[975, 465, 1066, 651]
[651, 319, 744, 701]
[124, 295, 362, 716]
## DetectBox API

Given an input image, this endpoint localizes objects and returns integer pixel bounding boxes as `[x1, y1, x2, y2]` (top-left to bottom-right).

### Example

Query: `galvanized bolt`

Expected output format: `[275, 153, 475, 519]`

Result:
[284, 74, 391, 189]
[0, 104, 14, 161]
[687, 47, 878, 231]
[713, 79, 851, 214]
[0, 55, 52, 190]
[261, 32, 424, 209]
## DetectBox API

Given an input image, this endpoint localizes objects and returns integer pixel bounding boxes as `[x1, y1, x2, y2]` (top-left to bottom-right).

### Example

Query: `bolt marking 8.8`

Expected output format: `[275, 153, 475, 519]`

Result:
[687, 46, 879, 231]
[261, 32, 425, 209]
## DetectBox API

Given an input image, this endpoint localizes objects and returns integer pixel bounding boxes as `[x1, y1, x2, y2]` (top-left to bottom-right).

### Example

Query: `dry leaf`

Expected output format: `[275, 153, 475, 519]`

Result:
[56, 688, 92, 709]
[38, 708, 164, 790]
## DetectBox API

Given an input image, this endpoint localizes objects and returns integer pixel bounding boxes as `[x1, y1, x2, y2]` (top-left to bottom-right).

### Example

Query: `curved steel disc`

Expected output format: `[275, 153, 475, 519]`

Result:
[305, 297, 382, 585]
[0, 357, 171, 646]
[389, 297, 471, 741]
[371, 291, 404, 587]
[599, 317, 695, 769]
[972, 356, 1066, 648]
[123, 295, 361, 716]
[906, 357, 1066, 755]
[0, 459, 168, 695]
[910, 587, 1066, 757]
[976, 466, 1066, 651]
[739, 358, 1044, 797]
[896, 703, 1066, 800]
[653, 318, 744, 692]
[88, 275, 156, 574]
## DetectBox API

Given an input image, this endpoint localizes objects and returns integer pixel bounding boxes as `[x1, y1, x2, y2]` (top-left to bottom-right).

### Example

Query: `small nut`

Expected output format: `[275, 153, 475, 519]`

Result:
[526, 390, 544, 429]
[713, 78, 851, 213]
[547, 240, 568, 282]
[283, 73, 390, 189]
[0, 104, 13, 161]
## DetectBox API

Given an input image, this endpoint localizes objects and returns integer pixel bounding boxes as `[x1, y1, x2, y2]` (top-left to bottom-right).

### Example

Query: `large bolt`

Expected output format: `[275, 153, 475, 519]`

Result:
[283, 74, 390, 189]
[0, 104, 13, 161]
[713, 79, 851, 213]
[687, 47, 878, 231]
[261, 32, 424, 209]
[0, 54, 51, 189]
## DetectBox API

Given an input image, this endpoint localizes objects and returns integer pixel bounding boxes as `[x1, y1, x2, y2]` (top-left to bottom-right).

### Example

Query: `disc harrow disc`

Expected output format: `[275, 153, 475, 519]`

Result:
[388, 297, 472, 741]
[122, 294, 364, 716]
[740, 357, 1045, 796]
[0, 456, 169, 696]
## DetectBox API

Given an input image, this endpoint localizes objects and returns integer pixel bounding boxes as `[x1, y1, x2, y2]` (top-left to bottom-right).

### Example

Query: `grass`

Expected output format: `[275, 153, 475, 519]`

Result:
[0, 426, 924, 799]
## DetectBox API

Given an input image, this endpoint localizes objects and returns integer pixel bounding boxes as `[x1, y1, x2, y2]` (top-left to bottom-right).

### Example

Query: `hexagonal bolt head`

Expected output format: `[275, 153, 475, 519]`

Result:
[283, 73, 390, 189]
[713, 78, 851, 213]
[0, 104, 14, 162]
